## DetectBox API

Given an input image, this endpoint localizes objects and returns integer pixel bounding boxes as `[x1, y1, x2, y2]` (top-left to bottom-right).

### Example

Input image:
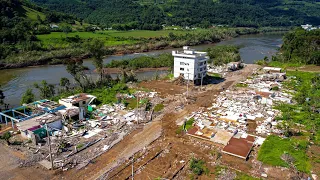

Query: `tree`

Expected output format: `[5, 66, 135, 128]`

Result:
[85, 39, 105, 80]
[2, 132, 12, 145]
[37, 14, 43, 24]
[60, 77, 70, 91]
[61, 23, 72, 36]
[0, 86, 4, 105]
[21, 89, 35, 105]
[34, 80, 55, 99]
[66, 59, 90, 91]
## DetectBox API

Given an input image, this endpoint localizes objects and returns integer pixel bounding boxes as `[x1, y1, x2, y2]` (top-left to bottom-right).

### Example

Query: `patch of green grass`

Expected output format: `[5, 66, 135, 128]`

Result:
[37, 32, 138, 48]
[103, 30, 188, 38]
[207, 72, 221, 78]
[176, 117, 195, 134]
[22, 6, 45, 21]
[154, 103, 164, 112]
[164, 73, 174, 80]
[124, 98, 137, 109]
[88, 83, 131, 105]
[235, 172, 261, 180]
[257, 135, 311, 173]
[214, 165, 227, 175]
[76, 143, 84, 149]
[185, 118, 195, 130]
[268, 61, 304, 68]
[236, 83, 248, 88]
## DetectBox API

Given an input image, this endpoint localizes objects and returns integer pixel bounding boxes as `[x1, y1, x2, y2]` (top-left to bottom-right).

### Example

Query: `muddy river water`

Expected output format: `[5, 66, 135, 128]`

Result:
[0, 33, 283, 106]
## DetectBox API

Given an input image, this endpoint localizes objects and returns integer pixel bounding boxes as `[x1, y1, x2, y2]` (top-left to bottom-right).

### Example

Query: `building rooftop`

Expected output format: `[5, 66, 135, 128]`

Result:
[222, 134, 255, 159]
[59, 93, 96, 104]
[16, 113, 61, 131]
[172, 46, 208, 57]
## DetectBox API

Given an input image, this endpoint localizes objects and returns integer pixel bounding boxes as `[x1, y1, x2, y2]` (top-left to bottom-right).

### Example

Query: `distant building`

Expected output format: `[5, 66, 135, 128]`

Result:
[172, 46, 209, 81]
[50, 24, 59, 29]
[301, 24, 318, 31]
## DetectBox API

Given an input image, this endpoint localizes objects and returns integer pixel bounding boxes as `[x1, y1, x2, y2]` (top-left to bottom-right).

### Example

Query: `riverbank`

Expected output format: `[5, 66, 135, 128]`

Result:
[0, 33, 284, 106]
[0, 28, 288, 70]
[99, 67, 171, 74]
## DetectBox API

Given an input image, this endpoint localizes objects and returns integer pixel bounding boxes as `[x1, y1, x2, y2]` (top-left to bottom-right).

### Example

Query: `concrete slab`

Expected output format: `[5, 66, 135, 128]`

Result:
[38, 159, 52, 170]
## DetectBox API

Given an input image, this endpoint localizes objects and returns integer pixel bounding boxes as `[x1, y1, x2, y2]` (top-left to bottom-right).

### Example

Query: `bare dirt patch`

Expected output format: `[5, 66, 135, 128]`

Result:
[139, 80, 187, 96]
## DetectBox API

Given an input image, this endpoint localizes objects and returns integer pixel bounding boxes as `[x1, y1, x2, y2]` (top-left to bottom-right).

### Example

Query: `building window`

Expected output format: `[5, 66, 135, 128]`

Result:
[180, 62, 189, 66]
[204, 61, 207, 64]
[180, 68, 184, 71]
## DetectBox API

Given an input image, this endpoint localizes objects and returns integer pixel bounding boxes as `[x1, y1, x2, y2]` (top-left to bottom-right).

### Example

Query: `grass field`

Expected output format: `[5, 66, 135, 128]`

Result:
[37, 30, 189, 39]
[37, 31, 138, 47]
[257, 135, 311, 173]
[36, 29, 191, 47]
[22, 6, 45, 21]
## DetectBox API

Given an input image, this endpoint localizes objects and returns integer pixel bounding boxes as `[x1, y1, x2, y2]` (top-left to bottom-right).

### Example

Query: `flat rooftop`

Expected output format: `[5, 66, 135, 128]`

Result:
[172, 46, 208, 57]
[16, 113, 61, 131]
[59, 93, 96, 104]
[222, 135, 255, 159]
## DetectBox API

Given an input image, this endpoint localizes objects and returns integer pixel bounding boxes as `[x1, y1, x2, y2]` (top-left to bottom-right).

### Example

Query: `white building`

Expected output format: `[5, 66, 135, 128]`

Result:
[301, 24, 318, 31]
[172, 46, 209, 81]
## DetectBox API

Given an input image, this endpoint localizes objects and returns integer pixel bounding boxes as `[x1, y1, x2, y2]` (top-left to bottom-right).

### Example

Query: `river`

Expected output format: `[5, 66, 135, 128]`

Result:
[0, 33, 283, 107]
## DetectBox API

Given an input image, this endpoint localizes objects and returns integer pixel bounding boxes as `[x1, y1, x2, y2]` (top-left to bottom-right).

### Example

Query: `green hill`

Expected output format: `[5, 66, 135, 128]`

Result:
[29, 0, 320, 27]
[20, 5, 46, 21]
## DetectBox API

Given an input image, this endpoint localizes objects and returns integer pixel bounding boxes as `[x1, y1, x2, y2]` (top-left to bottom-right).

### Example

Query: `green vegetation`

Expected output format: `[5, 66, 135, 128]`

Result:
[21, 89, 35, 105]
[236, 83, 248, 88]
[189, 158, 209, 176]
[235, 172, 260, 180]
[22, 5, 45, 21]
[106, 54, 174, 70]
[176, 117, 195, 134]
[30, 0, 320, 27]
[273, 71, 320, 143]
[267, 61, 303, 68]
[1, 132, 12, 145]
[88, 83, 131, 105]
[76, 143, 84, 149]
[257, 135, 311, 173]
[154, 104, 164, 112]
[184, 118, 195, 131]
[207, 73, 221, 78]
[0, 86, 4, 105]
[207, 45, 241, 65]
[34, 80, 55, 99]
[272, 28, 320, 65]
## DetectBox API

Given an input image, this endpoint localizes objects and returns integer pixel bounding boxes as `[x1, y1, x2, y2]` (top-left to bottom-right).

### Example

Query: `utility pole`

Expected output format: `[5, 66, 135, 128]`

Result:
[136, 94, 139, 124]
[46, 123, 54, 170]
[131, 157, 134, 180]
[186, 73, 190, 97]
[201, 73, 203, 91]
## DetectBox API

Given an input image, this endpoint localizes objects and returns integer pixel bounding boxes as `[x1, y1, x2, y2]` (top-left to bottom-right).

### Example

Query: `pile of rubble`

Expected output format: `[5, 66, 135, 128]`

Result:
[182, 68, 296, 159]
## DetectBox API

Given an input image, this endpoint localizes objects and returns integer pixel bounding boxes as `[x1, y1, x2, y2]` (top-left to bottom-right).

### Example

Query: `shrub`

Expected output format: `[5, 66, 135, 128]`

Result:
[154, 104, 164, 112]
[190, 158, 207, 175]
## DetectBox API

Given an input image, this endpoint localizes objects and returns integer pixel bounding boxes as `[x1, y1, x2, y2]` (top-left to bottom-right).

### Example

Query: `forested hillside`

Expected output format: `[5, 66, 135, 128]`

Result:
[30, 0, 320, 27]
[273, 28, 320, 65]
[0, 0, 77, 60]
